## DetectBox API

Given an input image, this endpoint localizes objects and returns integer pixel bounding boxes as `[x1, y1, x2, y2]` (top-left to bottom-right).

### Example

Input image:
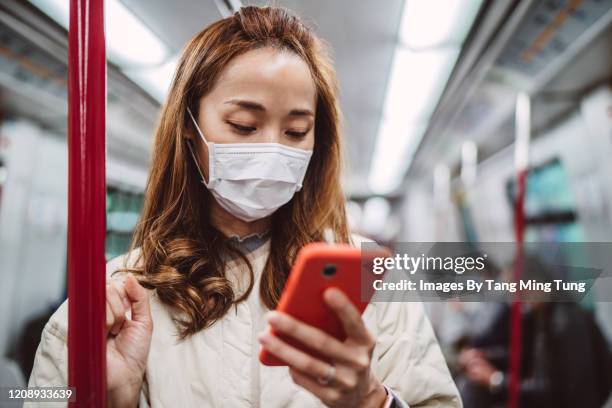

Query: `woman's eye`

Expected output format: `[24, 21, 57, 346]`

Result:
[227, 121, 256, 134]
[286, 130, 308, 139]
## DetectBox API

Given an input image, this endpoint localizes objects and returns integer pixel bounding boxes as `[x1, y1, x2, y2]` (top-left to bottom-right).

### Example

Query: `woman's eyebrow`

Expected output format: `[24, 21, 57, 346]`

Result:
[224, 99, 313, 117]
[224, 99, 266, 112]
[288, 108, 314, 117]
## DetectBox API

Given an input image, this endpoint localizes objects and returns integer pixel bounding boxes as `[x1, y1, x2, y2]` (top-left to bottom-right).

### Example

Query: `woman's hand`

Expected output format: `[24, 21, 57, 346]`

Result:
[105, 274, 153, 408]
[259, 288, 387, 408]
[458, 348, 496, 387]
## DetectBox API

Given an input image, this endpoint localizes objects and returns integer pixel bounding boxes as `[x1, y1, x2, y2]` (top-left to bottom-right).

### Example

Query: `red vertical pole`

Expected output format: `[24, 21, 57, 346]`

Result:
[509, 170, 526, 408]
[68, 0, 107, 406]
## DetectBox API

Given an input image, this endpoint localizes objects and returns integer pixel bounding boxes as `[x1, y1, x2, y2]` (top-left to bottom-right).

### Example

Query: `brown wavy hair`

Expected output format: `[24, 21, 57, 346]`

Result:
[119, 6, 350, 337]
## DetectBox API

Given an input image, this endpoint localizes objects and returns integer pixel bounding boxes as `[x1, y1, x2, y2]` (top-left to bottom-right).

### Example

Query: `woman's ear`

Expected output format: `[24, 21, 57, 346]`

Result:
[184, 117, 196, 141]
[185, 106, 202, 141]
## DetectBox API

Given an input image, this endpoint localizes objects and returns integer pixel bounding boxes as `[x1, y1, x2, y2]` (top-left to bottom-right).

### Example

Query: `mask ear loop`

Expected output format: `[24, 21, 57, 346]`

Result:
[186, 139, 208, 187]
[186, 108, 212, 187]
[187, 108, 210, 146]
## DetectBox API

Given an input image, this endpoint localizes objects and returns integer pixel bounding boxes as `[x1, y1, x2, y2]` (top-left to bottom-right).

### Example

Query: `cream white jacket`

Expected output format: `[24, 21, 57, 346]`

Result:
[27, 236, 461, 407]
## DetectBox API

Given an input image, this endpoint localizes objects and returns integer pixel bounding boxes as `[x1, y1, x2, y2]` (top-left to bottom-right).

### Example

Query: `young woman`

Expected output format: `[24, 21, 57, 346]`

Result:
[28, 6, 461, 408]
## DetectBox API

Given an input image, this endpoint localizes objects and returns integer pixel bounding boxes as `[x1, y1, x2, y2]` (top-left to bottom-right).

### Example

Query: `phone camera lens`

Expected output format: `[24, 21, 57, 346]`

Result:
[322, 264, 337, 277]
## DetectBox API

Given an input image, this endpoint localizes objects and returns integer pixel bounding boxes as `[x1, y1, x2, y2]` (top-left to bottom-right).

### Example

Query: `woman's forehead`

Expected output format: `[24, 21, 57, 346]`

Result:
[207, 47, 317, 109]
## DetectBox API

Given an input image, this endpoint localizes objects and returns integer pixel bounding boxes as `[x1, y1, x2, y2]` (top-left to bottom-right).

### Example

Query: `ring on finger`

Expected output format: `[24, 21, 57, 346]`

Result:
[316, 364, 336, 385]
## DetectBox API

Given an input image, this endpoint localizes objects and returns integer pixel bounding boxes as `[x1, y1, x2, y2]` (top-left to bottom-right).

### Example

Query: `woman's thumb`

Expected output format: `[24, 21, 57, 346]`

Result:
[124, 274, 152, 326]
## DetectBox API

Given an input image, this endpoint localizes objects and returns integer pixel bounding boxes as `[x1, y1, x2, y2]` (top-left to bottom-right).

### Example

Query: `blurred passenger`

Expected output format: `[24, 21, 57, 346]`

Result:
[429, 254, 503, 368]
[26, 6, 460, 408]
[456, 256, 612, 408]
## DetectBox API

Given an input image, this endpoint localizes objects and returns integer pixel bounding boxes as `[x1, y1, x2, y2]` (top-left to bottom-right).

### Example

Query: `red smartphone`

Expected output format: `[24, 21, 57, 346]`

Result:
[259, 242, 388, 366]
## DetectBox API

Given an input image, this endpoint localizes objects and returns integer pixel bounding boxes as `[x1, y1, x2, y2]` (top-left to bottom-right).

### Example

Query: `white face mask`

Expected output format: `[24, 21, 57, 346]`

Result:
[186, 108, 313, 222]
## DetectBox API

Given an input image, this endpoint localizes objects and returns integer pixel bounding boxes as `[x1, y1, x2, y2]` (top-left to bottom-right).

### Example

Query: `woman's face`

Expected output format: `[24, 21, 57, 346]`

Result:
[192, 47, 317, 182]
